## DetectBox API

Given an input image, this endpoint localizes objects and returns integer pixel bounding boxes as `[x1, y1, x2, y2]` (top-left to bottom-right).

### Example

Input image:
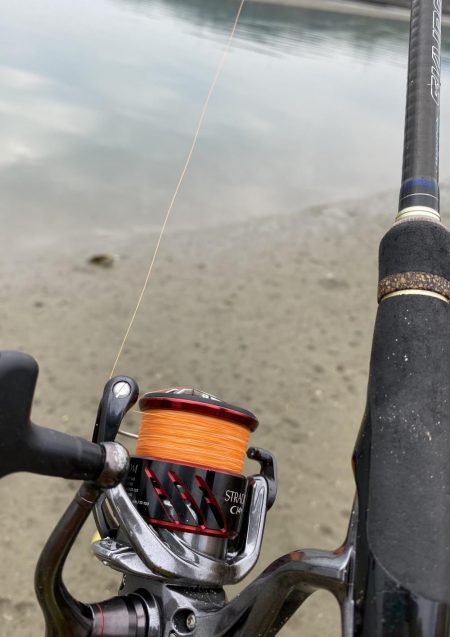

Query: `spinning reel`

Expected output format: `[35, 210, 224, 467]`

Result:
[0, 351, 355, 637]
[91, 380, 277, 592]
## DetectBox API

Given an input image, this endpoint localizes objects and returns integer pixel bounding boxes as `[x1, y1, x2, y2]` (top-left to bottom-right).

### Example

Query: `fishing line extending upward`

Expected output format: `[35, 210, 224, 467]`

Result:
[109, 0, 246, 378]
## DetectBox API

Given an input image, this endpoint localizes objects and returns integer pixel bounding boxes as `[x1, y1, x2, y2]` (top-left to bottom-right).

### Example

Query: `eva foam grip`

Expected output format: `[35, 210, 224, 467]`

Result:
[379, 220, 450, 280]
[353, 219, 450, 630]
[361, 296, 450, 600]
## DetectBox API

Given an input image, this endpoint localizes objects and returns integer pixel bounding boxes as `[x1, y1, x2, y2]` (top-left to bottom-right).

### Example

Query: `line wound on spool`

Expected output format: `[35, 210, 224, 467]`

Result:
[137, 409, 251, 474]
[136, 389, 258, 475]
[129, 389, 258, 539]
[378, 271, 450, 303]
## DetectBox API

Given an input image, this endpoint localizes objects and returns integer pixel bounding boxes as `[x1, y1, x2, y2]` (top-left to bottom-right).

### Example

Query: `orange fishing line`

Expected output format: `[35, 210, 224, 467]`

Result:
[108, 0, 246, 379]
[136, 409, 250, 474]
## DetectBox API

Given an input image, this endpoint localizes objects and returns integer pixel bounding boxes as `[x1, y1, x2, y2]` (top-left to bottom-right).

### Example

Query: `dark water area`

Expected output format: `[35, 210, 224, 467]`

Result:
[353, 0, 450, 12]
[1, 0, 450, 256]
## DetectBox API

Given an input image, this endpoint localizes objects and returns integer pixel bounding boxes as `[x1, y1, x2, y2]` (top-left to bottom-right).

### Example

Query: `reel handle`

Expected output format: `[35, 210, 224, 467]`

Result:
[0, 350, 105, 481]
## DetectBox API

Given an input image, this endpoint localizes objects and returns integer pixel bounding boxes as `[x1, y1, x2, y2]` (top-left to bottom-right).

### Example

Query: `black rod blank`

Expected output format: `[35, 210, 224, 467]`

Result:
[399, 0, 442, 216]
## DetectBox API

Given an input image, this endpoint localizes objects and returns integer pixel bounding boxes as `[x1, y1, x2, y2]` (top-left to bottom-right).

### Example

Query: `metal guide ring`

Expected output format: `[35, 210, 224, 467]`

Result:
[395, 206, 440, 222]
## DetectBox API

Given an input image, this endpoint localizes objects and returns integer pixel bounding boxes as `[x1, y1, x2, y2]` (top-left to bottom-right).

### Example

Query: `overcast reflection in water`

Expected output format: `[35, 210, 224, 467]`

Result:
[1, 0, 450, 255]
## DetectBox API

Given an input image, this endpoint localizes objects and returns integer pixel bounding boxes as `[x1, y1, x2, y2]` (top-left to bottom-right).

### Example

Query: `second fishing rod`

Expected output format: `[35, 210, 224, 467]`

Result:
[352, 0, 450, 633]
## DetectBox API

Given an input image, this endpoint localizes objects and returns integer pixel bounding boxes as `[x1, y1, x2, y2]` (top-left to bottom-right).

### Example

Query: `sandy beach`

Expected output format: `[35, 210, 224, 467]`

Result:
[0, 182, 421, 636]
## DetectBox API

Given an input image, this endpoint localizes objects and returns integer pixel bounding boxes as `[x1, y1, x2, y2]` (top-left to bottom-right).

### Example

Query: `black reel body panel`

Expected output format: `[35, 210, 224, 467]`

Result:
[125, 456, 249, 539]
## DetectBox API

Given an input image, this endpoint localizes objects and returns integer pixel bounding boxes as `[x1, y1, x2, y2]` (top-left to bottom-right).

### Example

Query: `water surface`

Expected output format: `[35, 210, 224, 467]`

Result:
[1, 0, 450, 255]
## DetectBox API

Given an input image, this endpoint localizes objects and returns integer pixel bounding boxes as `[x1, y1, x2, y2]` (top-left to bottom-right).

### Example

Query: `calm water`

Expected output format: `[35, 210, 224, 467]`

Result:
[1, 0, 450, 253]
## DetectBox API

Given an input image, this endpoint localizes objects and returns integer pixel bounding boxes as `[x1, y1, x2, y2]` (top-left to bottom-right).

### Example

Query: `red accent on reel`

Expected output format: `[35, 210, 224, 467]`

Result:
[139, 393, 258, 432]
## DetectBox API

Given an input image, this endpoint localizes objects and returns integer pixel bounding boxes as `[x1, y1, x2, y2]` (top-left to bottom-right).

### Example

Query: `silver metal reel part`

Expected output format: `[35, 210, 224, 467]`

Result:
[92, 475, 269, 587]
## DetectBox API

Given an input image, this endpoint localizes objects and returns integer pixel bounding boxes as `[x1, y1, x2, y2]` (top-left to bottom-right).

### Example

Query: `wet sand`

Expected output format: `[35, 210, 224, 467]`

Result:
[0, 184, 420, 636]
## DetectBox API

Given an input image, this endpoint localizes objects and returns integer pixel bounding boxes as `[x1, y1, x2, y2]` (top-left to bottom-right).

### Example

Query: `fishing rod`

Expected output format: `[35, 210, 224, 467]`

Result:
[352, 0, 450, 633]
[0, 0, 449, 635]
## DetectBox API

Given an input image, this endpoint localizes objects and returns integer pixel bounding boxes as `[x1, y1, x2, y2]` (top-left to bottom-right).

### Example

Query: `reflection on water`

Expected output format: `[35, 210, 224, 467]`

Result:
[122, 0, 411, 59]
[1, 0, 450, 254]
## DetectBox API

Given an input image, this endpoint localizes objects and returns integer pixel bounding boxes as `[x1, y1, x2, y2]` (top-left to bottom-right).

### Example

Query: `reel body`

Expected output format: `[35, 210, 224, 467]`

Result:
[125, 456, 248, 557]
[92, 386, 277, 588]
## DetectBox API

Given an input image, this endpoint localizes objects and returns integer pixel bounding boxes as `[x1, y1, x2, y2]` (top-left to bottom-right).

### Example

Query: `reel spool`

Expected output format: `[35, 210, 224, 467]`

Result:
[126, 389, 258, 559]
[92, 379, 276, 586]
